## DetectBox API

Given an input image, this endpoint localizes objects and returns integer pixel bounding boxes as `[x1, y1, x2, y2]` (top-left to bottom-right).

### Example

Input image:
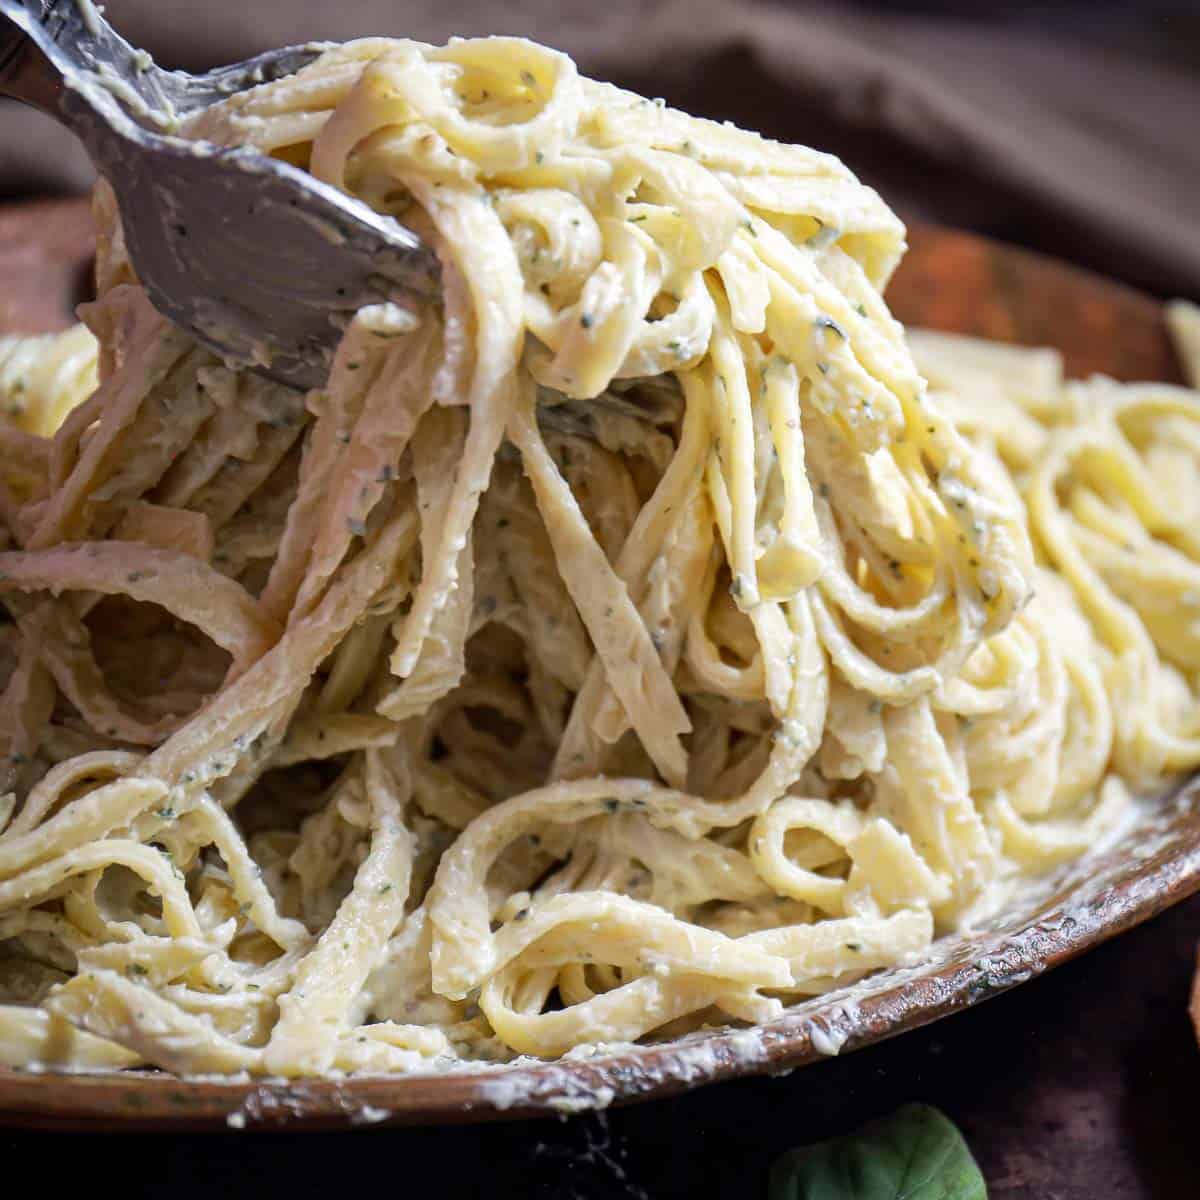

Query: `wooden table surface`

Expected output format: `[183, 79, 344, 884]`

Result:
[0, 199, 1197, 1196]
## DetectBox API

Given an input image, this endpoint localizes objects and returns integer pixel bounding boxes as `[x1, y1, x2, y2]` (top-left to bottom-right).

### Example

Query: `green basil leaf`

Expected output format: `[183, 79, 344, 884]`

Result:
[768, 1104, 987, 1200]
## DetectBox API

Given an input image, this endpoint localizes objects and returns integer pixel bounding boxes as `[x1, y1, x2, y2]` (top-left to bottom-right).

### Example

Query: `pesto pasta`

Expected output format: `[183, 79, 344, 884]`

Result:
[0, 35, 1196, 1076]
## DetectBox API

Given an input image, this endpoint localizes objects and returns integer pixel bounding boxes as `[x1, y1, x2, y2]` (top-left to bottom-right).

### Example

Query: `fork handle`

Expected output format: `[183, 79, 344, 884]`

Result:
[0, 2, 149, 126]
[0, 1, 67, 114]
[0, 0, 167, 177]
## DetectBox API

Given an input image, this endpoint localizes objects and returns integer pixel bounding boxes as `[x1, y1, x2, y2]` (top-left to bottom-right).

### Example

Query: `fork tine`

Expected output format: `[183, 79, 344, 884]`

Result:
[171, 42, 331, 115]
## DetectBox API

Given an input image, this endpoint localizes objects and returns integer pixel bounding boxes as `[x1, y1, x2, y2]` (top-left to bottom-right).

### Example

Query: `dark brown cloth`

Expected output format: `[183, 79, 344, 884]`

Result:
[0, 0, 1197, 297]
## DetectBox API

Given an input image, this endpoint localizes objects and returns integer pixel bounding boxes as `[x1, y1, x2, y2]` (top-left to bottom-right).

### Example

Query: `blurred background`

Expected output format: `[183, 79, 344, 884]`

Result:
[0, 0, 1197, 297]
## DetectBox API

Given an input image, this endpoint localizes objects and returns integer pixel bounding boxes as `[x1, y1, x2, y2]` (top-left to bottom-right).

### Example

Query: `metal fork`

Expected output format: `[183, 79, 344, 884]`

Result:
[0, 0, 438, 391]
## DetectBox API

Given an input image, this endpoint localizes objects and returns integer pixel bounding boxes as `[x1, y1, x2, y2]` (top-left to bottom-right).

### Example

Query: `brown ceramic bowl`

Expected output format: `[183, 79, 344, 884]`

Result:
[0, 199, 1197, 1130]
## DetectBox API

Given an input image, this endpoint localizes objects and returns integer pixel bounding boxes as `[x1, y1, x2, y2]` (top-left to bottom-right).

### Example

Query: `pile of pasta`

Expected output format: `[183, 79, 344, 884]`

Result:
[0, 36, 1198, 1077]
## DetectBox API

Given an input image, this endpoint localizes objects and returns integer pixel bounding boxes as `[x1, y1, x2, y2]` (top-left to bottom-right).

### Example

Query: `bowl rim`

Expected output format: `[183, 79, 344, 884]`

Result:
[0, 208, 1195, 1130]
[2, 779, 1197, 1130]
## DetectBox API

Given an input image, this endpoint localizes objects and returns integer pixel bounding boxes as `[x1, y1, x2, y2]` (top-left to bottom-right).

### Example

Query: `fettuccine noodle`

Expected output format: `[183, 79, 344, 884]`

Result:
[0, 36, 1197, 1075]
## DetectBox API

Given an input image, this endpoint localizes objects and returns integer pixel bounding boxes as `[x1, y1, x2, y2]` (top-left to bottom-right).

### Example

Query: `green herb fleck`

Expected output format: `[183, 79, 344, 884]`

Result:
[814, 314, 847, 340]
